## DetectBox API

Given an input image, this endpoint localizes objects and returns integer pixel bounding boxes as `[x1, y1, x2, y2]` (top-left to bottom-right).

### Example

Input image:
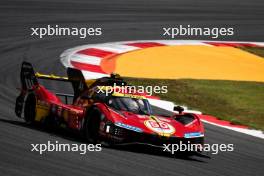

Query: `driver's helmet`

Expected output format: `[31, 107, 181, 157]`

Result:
[125, 98, 139, 112]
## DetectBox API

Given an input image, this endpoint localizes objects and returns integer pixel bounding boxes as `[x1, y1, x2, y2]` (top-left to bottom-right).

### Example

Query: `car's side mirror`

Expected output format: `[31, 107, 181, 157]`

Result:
[173, 106, 184, 114]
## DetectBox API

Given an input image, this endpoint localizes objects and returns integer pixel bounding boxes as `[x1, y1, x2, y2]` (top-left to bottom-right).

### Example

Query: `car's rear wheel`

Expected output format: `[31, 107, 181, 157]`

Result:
[24, 94, 36, 124]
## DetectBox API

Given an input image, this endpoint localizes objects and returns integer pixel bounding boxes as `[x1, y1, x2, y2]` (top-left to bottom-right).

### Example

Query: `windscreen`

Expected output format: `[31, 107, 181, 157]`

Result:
[108, 97, 152, 115]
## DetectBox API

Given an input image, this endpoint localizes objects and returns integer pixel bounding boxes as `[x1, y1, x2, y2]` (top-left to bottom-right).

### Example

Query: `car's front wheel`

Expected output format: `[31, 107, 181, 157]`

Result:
[84, 107, 102, 144]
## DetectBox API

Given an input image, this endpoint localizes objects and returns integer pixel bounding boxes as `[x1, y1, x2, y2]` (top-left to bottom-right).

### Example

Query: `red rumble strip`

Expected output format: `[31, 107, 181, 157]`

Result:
[77, 48, 117, 58]
[70, 61, 107, 74]
[200, 115, 248, 129]
[126, 42, 166, 48]
[204, 42, 259, 47]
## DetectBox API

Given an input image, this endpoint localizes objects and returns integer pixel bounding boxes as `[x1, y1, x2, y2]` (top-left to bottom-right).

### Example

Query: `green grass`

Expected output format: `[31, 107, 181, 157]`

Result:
[124, 78, 264, 130]
[238, 47, 264, 58]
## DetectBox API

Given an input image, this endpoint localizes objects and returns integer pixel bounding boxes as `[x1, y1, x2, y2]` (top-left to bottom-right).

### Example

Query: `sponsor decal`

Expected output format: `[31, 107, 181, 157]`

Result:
[137, 115, 148, 119]
[184, 132, 204, 138]
[115, 122, 143, 133]
[112, 92, 146, 99]
[144, 119, 175, 136]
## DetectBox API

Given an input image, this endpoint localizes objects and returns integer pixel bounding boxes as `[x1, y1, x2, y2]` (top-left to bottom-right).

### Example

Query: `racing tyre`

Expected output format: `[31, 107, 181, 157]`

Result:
[84, 107, 102, 144]
[24, 94, 36, 124]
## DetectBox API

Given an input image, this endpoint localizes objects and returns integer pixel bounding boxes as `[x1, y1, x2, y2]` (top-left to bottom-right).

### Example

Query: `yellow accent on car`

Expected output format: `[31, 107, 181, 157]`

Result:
[63, 109, 69, 122]
[35, 102, 49, 122]
[112, 92, 146, 99]
[35, 72, 69, 80]
[85, 79, 97, 87]
[149, 115, 160, 122]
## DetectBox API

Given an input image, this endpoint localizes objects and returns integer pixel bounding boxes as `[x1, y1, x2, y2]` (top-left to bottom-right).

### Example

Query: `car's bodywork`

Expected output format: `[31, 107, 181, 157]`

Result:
[15, 62, 205, 147]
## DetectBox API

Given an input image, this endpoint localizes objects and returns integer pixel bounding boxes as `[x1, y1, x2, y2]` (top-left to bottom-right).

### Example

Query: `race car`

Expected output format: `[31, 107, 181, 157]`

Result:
[15, 62, 204, 147]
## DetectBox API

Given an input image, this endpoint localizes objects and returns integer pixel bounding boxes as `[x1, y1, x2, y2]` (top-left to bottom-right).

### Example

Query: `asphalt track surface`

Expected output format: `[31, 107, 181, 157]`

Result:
[0, 0, 264, 175]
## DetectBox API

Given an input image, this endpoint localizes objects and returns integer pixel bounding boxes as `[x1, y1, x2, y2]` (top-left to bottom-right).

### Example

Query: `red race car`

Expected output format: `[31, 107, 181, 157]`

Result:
[15, 62, 204, 147]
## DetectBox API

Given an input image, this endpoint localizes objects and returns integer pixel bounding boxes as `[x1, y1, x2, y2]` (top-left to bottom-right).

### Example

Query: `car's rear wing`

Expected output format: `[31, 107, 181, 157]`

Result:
[15, 61, 87, 117]
[19, 62, 39, 91]
[35, 72, 69, 82]
[20, 62, 72, 89]
[19, 61, 87, 93]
